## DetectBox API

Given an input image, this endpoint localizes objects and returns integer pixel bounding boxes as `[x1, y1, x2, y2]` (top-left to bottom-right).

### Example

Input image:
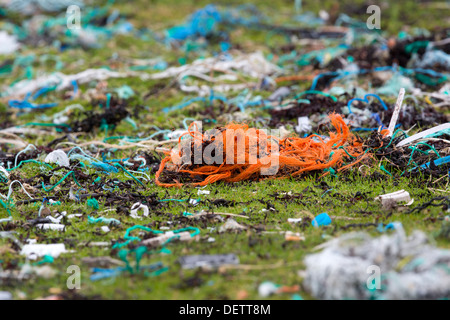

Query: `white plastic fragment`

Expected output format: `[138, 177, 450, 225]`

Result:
[288, 218, 302, 224]
[189, 199, 200, 206]
[141, 231, 192, 246]
[67, 213, 83, 219]
[268, 87, 290, 101]
[35, 224, 65, 231]
[34, 266, 57, 279]
[0, 31, 20, 55]
[130, 202, 149, 219]
[295, 116, 312, 133]
[101, 226, 110, 233]
[78, 241, 110, 247]
[375, 190, 414, 206]
[20, 243, 68, 260]
[258, 281, 279, 298]
[219, 219, 247, 233]
[44, 150, 70, 167]
[0, 166, 8, 181]
[178, 254, 239, 269]
[197, 189, 210, 195]
[166, 129, 187, 140]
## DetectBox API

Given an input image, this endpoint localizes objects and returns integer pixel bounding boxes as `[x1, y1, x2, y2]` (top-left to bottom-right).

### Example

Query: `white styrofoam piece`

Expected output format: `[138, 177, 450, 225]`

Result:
[20, 243, 68, 259]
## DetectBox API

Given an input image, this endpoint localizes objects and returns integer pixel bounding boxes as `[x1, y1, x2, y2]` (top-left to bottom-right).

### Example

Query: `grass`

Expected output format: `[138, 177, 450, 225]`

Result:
[0, 0, 449, 300]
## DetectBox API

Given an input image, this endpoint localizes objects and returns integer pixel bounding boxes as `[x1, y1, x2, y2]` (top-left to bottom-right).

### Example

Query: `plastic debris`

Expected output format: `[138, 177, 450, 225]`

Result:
[295, 116, 312, 133]
[396, 123, 450, 147]
[178, 254, 239, 269]
[35, 224, 65, 231]
[1, 0, 449, 301]
[88, 216, 120, 226]
[287, 218, 302, 224]
[82, 257, 124, 268]
[219, 219, 247, 233]
[311, 213, 332, 227]
[130, 203, 149, 219]
[258, 281, 280, 297]
[285, 231, 305, 241]
[44, 150, 70, 168]
[0, 166, 8, 182]
[3, 69, 150, 98]
[268, 87, 291, 101]
[197, 189, 210, 195]
[416, 50, 450, 71]
[375, 190, 414, 206]
[34, 265, 57, 279]
[156, 114, 367, 187]
[20, 243, 69, 259]
[303, 226, 450, 299]
[0, 31, 20, 55]
[141, 231, 193, 246]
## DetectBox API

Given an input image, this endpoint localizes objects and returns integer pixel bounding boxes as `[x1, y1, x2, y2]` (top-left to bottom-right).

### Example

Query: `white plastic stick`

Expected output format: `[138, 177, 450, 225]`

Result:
[387, 88, 405, 137]
[396, 123, 450, 147]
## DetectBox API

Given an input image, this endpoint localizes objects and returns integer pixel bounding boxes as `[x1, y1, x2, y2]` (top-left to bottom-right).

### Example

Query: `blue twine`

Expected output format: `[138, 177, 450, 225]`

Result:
[347, 94, 388, 114]
[9, 92, 58, 109]
[163, 97, 206, 113]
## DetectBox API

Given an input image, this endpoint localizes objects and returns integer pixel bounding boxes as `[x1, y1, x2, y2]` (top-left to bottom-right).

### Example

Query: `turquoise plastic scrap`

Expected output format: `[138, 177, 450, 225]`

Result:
[166, 4, 221, 41]
[311, 213, 332, 227]
[87, 198, 99, 210]
[88, 216, 120, 225]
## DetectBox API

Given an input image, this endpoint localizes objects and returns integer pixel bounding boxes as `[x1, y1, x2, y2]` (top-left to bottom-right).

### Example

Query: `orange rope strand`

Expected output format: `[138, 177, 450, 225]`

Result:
[155, 113, 368, 187]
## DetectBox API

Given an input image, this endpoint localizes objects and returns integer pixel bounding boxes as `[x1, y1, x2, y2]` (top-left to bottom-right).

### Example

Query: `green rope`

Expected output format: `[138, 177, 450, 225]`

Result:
[41, 171, 82, 192]
[24, 122, 71, 128]
[7, 160, 53, 171]
[338, 146, 357, 159]
[0, 199, 12, 216]
[401, 142, 442, 175]
[294, 90, 338, 102]
[380, 165, 392, 176]
[380, 129, 409, 150]
[115, 163, 145, 187]
[113, 225, 200, 249]
[146, 266, 169, 277]
[116, 225, 199, 274]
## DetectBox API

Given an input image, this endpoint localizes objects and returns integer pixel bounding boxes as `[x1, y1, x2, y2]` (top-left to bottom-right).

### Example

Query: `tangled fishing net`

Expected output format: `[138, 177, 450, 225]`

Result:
[156, 113, 371, 187]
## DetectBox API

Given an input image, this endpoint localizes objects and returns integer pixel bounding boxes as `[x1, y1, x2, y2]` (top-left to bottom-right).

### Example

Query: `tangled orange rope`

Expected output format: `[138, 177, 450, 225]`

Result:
[156, 114, 368, 187]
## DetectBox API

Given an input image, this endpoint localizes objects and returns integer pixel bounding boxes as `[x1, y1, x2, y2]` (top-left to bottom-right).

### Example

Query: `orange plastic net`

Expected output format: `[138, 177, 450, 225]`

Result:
[155, 113, 368, 187]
